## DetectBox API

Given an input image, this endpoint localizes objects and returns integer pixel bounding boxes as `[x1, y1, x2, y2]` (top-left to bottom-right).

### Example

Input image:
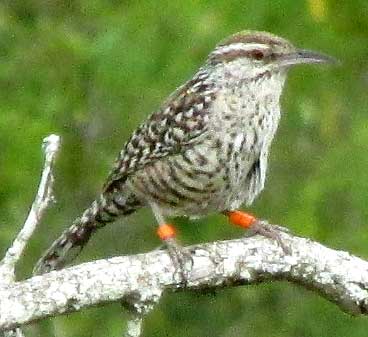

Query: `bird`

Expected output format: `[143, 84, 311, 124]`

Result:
[34, 30, 334, 275]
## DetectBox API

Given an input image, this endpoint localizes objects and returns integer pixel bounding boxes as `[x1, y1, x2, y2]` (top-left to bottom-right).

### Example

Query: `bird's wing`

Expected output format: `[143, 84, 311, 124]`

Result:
[103, 71, 216, 190]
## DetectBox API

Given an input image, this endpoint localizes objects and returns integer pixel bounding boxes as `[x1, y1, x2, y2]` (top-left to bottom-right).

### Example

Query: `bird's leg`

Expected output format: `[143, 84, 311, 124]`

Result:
[151, 204, 193, 284]
[156, 225, 193, 284]
[223, 210, 291, 254]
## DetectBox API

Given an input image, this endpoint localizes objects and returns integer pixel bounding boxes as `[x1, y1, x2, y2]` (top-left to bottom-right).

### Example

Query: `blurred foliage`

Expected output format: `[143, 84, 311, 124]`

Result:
[0, 0, 367, 336]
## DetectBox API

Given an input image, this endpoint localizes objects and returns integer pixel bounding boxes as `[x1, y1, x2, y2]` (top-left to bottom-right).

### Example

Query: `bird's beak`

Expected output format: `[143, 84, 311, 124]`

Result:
[277, 49, 338, 68]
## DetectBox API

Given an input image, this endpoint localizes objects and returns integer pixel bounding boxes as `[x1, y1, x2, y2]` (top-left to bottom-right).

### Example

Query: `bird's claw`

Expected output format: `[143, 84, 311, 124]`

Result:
[246, 220, 291, 255]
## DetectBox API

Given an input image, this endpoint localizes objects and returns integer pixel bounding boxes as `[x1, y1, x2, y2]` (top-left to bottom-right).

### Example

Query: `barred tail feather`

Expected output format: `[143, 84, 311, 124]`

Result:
[33, 192, 141, 275]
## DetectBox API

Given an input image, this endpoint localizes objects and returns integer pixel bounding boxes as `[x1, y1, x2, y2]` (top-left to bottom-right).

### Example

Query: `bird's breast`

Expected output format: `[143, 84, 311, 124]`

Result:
[208, 86, 282, 207]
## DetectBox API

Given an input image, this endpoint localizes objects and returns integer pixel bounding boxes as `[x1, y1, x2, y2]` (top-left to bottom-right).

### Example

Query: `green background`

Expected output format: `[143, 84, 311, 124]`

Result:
[1, 0, 367, 336]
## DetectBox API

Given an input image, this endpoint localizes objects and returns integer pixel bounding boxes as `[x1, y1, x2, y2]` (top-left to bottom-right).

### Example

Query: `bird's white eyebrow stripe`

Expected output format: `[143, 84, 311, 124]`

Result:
[213, 43, 269, 55]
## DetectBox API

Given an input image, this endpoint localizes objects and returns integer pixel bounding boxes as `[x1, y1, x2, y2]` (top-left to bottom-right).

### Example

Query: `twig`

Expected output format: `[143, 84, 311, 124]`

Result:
[0, 135, 61, 337]
[0, 231, 368, 333]
[0, 134, 60, 280]
[123, 288, 161, 337]
[125, 313, 143, 337]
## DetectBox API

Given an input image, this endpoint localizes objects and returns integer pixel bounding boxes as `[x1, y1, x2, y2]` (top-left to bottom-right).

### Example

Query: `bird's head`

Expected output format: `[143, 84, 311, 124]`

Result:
[207, 30, 335, 82]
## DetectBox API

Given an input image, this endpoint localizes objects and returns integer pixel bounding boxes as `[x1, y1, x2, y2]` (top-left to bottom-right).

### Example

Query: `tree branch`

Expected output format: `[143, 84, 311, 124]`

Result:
[0, 134, 60, 282]
[1, 230, 368, 332]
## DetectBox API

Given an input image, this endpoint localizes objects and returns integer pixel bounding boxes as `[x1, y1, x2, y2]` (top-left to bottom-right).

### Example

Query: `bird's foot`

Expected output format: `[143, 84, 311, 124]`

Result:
[246, 220, 291, 254]
[164, 237, 193, 285]
[224, 210, 291, 255]
[156, 224, 193, 285]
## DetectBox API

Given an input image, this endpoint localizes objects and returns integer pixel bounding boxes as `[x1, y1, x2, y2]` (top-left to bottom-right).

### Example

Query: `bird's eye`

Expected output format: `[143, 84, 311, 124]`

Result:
[250, 50, 265, 60]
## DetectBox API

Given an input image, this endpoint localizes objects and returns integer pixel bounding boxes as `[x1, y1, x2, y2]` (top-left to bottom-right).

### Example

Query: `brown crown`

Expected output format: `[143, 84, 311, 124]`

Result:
[218, 30, 294, 49]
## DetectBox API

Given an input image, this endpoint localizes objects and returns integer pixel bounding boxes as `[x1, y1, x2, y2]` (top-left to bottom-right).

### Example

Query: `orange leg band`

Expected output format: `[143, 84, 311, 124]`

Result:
[157, 223, 176, 240]
[226, 210, 256, 229]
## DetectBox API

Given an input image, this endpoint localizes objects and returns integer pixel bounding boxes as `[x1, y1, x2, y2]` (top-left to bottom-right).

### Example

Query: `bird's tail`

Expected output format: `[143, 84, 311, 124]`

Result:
[33, 191, 141, 275]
